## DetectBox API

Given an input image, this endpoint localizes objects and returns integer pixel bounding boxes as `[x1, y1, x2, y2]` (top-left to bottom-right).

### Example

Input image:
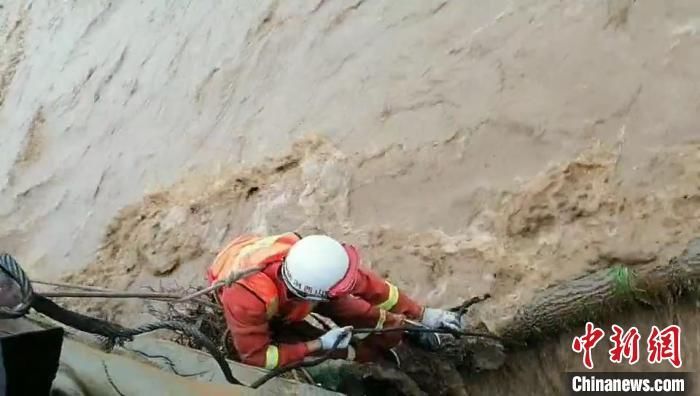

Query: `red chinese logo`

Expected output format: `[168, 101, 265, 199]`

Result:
[572, 322, 606, 369]
[647, 325, 682, 368]
[572, 323, 683, 369]
[609, 325, 641, 365]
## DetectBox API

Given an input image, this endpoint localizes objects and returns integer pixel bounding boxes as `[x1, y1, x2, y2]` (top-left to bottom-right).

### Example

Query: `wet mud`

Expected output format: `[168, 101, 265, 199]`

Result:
[2, 1, 700, 395]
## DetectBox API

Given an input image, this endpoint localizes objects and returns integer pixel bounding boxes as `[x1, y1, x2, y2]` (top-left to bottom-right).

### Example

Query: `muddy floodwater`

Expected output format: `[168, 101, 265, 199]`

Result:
[2, 0, 700, 333]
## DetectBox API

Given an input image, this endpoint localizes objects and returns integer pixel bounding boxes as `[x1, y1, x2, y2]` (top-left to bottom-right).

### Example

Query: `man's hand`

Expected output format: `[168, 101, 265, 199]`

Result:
[420, 308, 462, 330]
[319, 326, 353, 350]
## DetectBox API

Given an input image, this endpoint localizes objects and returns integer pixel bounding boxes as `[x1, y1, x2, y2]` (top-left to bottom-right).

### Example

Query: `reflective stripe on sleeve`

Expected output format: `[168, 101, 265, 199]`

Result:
[354, 309, 387, 340]
[376, 281, 399, 311]
[264, 345, 279, 369]
[376, 308, 387, 329]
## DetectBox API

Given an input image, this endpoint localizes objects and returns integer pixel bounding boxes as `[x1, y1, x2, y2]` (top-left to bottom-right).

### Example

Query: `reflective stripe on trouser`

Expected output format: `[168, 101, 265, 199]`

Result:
[353, 309, 387, 340]
[376, 281, 399, 311]
[265, 345, 279, 369]
[347, 345, 356, 361]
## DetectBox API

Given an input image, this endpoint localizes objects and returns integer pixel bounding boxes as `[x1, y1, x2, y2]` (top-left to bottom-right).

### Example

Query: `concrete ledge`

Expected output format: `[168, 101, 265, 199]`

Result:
[0, 317, 340, 396]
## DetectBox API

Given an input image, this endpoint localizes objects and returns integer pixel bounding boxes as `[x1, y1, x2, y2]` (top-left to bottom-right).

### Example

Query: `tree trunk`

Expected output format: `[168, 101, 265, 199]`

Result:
[495, 238, 700, 342]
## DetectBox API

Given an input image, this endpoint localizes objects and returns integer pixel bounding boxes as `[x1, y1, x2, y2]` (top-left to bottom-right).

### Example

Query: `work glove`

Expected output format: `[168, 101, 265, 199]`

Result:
[420, 308, 462, 330]
[407, 330, 445, 351]
[403, 319, 455, 352]
[319, 326, 353, 350]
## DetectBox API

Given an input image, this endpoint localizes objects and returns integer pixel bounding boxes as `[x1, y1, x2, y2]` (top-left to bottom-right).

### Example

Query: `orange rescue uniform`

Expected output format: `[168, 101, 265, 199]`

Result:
[207, 232, 424, 369]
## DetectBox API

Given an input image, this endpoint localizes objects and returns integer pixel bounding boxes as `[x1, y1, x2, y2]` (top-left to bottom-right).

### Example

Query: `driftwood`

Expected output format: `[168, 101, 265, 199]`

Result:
[496, 238, 700, 342]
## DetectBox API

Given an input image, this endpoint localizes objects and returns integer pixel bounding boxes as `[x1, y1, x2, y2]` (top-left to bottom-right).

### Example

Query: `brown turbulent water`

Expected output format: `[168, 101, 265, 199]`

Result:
[1, 0, 700, 389]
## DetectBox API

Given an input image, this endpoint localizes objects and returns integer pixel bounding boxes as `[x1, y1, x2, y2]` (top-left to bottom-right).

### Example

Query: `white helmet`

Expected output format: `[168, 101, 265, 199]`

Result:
[282, 235, 350, 301]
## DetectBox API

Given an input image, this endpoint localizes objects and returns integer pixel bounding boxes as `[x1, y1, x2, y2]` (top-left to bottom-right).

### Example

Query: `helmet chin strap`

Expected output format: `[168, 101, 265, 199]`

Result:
[280, 260, 329, 302]
[288, 285, 328, 302]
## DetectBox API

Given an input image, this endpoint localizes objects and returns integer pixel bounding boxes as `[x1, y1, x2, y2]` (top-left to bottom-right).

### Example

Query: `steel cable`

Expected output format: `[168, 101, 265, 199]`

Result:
[0, 253, 34, 319]
[0, 253, 241, 385]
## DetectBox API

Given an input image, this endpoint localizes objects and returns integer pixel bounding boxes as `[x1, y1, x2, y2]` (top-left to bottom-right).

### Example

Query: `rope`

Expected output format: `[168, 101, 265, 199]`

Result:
[0, 253, 34, 319]
[35, 267, 263, 304]
[609, 265, 636, 298]
[30, 293, 240, 384]
[38, 290, 221, 310]
[354, 326, 504, 341]
[33, 280, 116, 292]
[177, 267, 262, 302]
[0, 253, 241, 385]
[249, 326, 504, 389]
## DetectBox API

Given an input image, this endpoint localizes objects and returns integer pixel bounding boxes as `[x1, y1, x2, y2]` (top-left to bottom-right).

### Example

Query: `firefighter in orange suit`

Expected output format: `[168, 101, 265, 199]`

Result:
[207, 233, 461, 369]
